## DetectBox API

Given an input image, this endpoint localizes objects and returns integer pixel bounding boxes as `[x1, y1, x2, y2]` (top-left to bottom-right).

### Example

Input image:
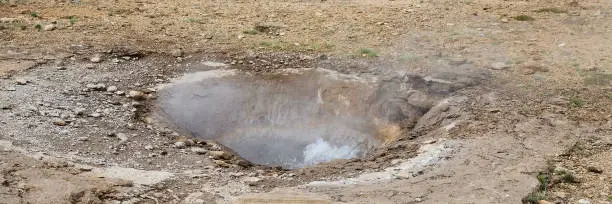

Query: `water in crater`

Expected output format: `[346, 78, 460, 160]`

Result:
[156, 69, 400, 169]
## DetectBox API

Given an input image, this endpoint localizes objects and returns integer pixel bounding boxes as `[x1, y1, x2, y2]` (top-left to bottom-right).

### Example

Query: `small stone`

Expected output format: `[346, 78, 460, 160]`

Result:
[15, 78, 28, 85]
[144, 145, 154, 150]
[106, 86, 118, 92]
[174, 141, 186, 149]
[90, 54, 103, 63]
[127, 90, 146, 100]
[52, 119, 68, 126]
[190, 147, 208, 154]
[115, 91, 125, 95]
[1, 104, 13, 110]
[78, 166, 93, 171]
[84, 64, 95, 69]
[6, 87, 16, 91]
[43, 24, 56, 31]
[74, 108, 86, 115]
[77, 137, 89, 141]
[490, 62, 510, 70]
[501, 18, 509, 23]
[586, 166, 603, 174]
[170, 49, 183, 57]
[85, 83, 106, 91]
[208, 151, 231, 160]
[116, 133, 129, 142]
[89, 113, 101, 118]
[242, 177, 262, 186]
[538, 200, 553, 204]
[577, 199, 591, 204]
[56, 66, 67, 70]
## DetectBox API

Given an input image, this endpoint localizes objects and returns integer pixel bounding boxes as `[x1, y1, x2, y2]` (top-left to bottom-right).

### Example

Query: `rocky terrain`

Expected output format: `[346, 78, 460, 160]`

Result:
[0, 0, 610, 204]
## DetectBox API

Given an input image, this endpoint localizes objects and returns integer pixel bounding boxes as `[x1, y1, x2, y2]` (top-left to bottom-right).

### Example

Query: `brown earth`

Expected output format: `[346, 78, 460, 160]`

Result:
[0, 0, 611, 204]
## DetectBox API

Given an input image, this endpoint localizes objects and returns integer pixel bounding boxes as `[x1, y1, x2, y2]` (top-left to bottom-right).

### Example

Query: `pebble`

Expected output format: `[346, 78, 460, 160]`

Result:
[77, 137, 89, 141]
[15, 78, 28, 85]
[56, 66, 67, 70]
[116, 133, 129, 142]
[242, 176, 262, 186]
[74, 108, 86, 115]
[1, 104, 13, 110]
[174, 141, 186, 149]
[90, 54, 103, 63]
[115, 91, 125, 95]
[43, 24, 56, 31]
[127, 90, 145, 100]
[577, 199, 591, 204]
[52, 119, 68, 126]
[490, 62, 510, 70]
[501, 18, 509, 23]
[106, 86, 118, 92]
[85, 83, 106, 91]
[89, 113, 101, 118]
[170, 49, 184, 57]
[84, 64, 96, 69]
[208, 151, 231, 160]
[190, 147, 208, 154]
[144, 145, 154, 150]
[6, 87, 16, 91]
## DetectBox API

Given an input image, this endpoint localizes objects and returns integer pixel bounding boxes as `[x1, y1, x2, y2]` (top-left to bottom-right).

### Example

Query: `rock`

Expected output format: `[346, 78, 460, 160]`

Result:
[43, 24, 56, 31]
[56, 66, 67, 70]
[106, 86, 118, 92]
[586, 166, 603, 173]
[501, 18, 509, 23]
[52, 119, 68, 126]
[190, 147, 208, 154]
[89, 113, 101, 118]
[538, 200, 553, 204]
[15, 78, 28, 85]
[84, 64, 95, 69]
[578, 199, 591, 204]
[6, 87, 16, 91]
[116, 133, 129, 142]
[242, 177, 262, 186]
[115, 91, 125, 95]
[174, 141, 186, 149]
[490, 62, 510, 70]
[170, 49, 184, 57]
[74, 108, 86, 115]
[127, 90, 146, 100]
[90, 54, 103, 63]
[208, 151, 231, 160]
[1, 104, 13, 110]
[77, 137, 89, 141]
[144, 145, 154, 150]
[85, 83, 106, 91]
[182, 192, 206, 204]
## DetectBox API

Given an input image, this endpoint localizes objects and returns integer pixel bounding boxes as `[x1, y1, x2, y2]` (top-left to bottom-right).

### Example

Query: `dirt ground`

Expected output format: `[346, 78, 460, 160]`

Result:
[0, 0, 611, 204]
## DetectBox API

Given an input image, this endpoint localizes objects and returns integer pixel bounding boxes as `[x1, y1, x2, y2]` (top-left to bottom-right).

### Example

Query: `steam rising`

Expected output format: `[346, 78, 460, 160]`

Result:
[157, 69, 382, 169]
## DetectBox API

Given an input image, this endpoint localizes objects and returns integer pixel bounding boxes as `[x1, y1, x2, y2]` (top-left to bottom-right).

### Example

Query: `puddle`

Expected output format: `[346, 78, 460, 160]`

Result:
[156, 68, 412, 169]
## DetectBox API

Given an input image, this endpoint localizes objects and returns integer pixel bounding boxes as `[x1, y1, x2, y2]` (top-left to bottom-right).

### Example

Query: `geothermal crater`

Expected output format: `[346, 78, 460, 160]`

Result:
[157, 68, 432, 169]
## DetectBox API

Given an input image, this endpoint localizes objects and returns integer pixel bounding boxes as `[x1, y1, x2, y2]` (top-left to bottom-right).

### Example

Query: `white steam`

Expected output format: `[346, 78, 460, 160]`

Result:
[302, 138, 360, 168]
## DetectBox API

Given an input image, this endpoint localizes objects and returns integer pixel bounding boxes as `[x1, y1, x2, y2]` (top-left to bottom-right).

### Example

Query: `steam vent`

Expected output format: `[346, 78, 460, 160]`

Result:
[157, 68, 428, 169]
